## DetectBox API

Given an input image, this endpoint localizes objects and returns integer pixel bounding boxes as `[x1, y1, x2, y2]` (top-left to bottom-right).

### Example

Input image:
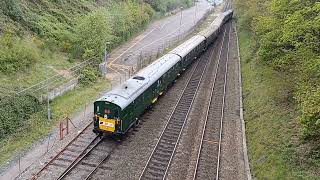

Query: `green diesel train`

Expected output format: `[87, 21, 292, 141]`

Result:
[93, 10, 233, 136]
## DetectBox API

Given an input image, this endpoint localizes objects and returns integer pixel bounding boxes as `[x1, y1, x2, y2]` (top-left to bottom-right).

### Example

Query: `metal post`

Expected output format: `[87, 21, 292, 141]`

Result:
[103, 42, 110, 76]
[84, 104, 86, 120]
[60, 122, 63, 140]
[18, 154, 21, 178]
[104, 51, 108, 76]
[66, 118, 69, 135]
[46, 65, 51, 121]
[46, 135, 51, 153]
[178, 7, 183, 41]
[194, 0, 198, 26]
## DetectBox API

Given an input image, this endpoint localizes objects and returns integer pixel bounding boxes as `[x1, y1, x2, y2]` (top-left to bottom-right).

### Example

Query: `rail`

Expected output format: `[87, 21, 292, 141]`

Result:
[192, 22, 231, 180]
[139, 39, 212, 180]
[32, 121, 95, 179]
[56, 137, 117, 180]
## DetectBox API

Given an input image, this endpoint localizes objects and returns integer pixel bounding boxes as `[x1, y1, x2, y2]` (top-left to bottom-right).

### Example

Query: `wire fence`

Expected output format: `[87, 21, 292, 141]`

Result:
[1, 7, 212, 104]
[0, 58, 99, 100]
[106, 8, 213, 86]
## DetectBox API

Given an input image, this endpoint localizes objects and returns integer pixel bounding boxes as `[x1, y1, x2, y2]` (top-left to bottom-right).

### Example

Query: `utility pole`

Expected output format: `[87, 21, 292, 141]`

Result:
[178, 7, 183, 41]
[46, 64, 51, 121]
[194, 0, 198, 26]
[103, 42, 110, 77]
[104, 50, 108, 76]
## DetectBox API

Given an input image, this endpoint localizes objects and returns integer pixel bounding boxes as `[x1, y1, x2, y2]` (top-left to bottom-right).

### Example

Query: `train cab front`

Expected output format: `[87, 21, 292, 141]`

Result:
[93, 101, 122, 136]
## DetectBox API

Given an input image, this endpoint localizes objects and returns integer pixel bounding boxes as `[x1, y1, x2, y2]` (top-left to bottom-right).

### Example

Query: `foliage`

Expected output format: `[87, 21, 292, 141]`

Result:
[72, 2, 154, 60]
[234, 0, 320, 177]
[0, 0, 23, 22]
[0, 94, 42, 139]
[236, 0, 320, 137]
[78, 66, 100, 85]
[145, 0, 193, 13]
[237, 26, 318, 178]
[296, 85, 320, 137]
[109, 1, 154, 44]
[72, 9, 114, 59]
[0, 33, 40, 73]
[0, 0, 155, 72]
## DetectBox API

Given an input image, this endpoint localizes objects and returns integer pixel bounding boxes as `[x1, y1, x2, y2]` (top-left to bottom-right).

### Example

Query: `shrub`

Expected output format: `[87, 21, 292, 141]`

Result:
[0, 0, 24, 22]
[71, 1, 154, 61]
[296, 84, 320, 138]
[0, 33, 40, 73]
[0, 94, 42, 139]
[145, 0, 193, 13]
[78, 66, 99, 85]
[72, 9, 113, 60]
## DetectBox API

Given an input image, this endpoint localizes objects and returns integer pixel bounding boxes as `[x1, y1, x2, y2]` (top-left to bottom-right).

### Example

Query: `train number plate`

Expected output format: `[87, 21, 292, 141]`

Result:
[99, 117, 116, 132]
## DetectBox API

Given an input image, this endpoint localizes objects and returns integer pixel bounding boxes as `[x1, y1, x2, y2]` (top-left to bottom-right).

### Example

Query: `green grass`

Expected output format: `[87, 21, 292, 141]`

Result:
[0, 79, 110, 165]
[0, 50, 74, 92]
[237, 19, 320, 179]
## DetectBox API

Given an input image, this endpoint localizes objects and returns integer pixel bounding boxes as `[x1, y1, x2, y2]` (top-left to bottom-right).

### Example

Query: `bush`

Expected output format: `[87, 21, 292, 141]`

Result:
[242, 0, 320, 138]
[0, 33, 40, 73]
[0, 94, 42, 139]
[0, 0, 24, 22]
[296, 85, 320, 138]
[71, 9, 113, 60]
[71, 1, 154, 60]
[145, 0, 193, 13]
[78, 66, 99, 85]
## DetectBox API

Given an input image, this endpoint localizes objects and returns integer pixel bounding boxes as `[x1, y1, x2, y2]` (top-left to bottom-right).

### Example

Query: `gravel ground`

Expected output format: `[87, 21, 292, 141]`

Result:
[218, 21, 246, 180]
[165, 30, 225, 180]
[164, 20, 248, 179]
[90, 62, 198, 180]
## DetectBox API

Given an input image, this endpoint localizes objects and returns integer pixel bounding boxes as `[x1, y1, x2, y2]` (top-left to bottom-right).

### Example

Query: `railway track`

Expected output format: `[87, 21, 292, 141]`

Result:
[56, 137, 117, 180]
[193, 22, 232, 180]
[32, 122, 96, 179]
[139, 36, 213, 180]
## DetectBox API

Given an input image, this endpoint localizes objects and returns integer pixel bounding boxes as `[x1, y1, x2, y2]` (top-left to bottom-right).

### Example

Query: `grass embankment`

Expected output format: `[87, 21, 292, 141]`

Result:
[237, 12, 319, 180]
[0, 80, 110, 165]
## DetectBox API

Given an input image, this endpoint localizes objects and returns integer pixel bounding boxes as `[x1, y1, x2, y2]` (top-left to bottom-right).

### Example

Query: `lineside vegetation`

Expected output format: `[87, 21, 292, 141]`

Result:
[234, 0, 319, 178]
[145, 0, 193, 13]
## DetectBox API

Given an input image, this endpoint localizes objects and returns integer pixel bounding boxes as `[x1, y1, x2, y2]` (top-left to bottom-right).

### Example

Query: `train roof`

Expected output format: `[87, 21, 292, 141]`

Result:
[198, 9, 233, 38]
[198, 22, 220, 38]
[97, 54, 181, 109]
[223, 9, 233, 16]
[169, 35, 205, 58]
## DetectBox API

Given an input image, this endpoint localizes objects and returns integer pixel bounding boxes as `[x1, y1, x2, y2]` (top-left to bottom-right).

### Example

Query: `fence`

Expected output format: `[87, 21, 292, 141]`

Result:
[105, 8, 213, 86]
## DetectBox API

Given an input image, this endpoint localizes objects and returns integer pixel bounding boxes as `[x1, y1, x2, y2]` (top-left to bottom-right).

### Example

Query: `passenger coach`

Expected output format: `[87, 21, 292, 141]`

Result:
[93, 10, 233, 136]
